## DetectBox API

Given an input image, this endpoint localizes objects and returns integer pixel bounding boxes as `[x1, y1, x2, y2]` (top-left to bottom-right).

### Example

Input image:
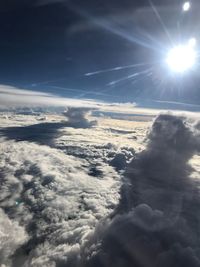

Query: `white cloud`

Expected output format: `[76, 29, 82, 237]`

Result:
[63, 107, 97, 128]
[0, 139, 120, 266]
[0, 209, 28, 267]
[1, 107, 200, 267]
[0, 85, 100, 109]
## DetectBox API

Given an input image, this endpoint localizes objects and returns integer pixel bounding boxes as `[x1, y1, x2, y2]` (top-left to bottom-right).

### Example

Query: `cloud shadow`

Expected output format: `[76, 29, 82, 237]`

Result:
[0, 122, 66, 147]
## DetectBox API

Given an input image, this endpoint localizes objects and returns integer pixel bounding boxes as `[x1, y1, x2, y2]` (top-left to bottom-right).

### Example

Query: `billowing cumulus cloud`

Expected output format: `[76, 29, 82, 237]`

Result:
[0, 209, 28, 266]
[1, 110, 200, 267]
[0, 138, 120, 267]
[80, 114, 200, 267]
[63, 107, 97, 128]
[0, 107, 144, 266]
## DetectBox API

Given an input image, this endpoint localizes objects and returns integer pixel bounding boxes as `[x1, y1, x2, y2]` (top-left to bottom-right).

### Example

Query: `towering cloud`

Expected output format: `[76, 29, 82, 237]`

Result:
[63, 107, 97, 128]
[82, 114, 200, 267]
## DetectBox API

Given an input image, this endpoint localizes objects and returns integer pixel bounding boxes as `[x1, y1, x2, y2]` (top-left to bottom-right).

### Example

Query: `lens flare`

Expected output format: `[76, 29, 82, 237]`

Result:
[188, 37, 196, 47]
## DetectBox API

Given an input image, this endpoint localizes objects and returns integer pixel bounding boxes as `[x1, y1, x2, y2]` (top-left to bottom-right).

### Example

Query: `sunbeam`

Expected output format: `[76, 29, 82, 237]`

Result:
[67, 3, 163, 52]
[148, 0, 173, 44]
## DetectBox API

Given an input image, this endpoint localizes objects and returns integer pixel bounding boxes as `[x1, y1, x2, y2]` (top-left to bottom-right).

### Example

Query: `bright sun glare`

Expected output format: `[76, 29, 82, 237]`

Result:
[166, 41, 197, 73]
[182, 2, 191, 12]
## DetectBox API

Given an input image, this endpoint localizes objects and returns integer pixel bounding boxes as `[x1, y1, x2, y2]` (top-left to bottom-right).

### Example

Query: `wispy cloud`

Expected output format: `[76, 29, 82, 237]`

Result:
[0, 85, 99, 109]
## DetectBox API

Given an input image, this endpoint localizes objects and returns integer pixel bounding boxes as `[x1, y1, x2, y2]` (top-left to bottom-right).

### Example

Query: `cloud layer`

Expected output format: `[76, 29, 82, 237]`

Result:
[0, 111, 200, 267]
[0, 139, 120, 266]
[0, 86, 101, 109]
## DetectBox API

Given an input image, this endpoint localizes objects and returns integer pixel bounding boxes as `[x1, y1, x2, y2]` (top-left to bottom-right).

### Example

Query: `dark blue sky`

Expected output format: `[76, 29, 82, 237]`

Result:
[0, 0, 200, 105]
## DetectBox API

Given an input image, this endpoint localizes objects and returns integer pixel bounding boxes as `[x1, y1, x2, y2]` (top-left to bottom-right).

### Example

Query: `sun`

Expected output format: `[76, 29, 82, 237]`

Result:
[182, 1, 191, 12]
[166, 41, 197, 73]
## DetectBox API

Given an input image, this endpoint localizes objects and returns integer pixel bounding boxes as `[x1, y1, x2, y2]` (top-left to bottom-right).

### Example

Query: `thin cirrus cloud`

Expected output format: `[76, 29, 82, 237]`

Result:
[0, 85, 100, 109]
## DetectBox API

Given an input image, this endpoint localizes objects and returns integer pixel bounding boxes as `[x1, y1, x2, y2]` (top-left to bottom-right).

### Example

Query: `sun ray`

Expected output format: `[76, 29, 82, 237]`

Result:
[68, 3, 162, 52]
[148, 0, 173, 45]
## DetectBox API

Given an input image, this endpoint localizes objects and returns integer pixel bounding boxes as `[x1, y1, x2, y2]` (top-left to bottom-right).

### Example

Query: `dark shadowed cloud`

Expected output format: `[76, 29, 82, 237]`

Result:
[0, 122, 65, 146]
[80, 114, 200, 267]
[0, 108, 96, 146]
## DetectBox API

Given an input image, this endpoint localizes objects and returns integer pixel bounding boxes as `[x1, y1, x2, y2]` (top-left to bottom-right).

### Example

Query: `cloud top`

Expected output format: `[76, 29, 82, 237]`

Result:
[81, 114, 200, 267]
